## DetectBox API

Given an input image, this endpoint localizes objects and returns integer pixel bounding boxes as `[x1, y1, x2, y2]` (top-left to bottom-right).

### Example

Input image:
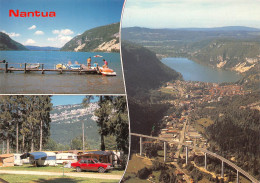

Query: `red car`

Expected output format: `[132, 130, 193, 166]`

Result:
[71, 158, 113, 173]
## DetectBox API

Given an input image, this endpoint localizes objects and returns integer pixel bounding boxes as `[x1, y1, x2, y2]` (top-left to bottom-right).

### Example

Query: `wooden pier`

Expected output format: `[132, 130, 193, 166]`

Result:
[0, 62, 101, 75]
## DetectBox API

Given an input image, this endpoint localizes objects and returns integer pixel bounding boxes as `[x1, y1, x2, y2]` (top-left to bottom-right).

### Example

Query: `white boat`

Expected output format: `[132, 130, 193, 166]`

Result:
[27, 63, 40, 69]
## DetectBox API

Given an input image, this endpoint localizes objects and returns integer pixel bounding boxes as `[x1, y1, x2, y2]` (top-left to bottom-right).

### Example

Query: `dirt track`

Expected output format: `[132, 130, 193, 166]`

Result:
[0, 170, 122, 180]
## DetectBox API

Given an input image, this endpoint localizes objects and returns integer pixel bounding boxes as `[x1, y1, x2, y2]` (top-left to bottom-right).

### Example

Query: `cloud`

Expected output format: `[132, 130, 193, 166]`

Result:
[52, 30, 60, 34]
[123, 0, 260, 28]
[47, 35, 73, 45]
[25, 39, 36, 45]
[2, 30, 20, 37]
[48, 28, 74, 47]
[28, 25, 36, 30]
[34, 30, 44, 35]
[52, 29, 74, 35]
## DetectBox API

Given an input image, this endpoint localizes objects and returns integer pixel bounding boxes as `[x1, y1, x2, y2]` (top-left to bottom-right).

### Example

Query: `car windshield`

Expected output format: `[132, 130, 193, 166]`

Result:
[93, 158, 99, 163]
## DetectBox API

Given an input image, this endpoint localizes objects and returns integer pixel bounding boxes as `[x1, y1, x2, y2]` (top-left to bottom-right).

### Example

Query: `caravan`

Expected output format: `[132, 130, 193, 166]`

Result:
[56, 153, 77, 164]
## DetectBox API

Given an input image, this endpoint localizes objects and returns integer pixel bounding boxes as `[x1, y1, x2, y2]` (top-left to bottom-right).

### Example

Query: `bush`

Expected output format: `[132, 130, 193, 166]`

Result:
[137, 167, 152, 179]
[159, 170, 177, 183]
[144, 143, 159, 158]
[152, 161, 167, 171]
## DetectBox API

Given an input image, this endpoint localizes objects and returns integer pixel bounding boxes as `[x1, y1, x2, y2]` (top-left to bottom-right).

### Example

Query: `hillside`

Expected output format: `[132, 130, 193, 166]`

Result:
[191, 39, 260, 72]
[61, 23, 120, 52]
[121, 42, 181, 138]
[50, 103, 100, 149]
[122, 26, 260, 87]
[121, 41, 181, 97]
[0, 32, 28, 51]
[26, 46, 60, 51]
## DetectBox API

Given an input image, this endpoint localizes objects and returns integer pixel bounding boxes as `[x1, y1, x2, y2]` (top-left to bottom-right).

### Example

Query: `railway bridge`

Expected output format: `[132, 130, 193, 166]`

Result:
[131, 133, 259, 183]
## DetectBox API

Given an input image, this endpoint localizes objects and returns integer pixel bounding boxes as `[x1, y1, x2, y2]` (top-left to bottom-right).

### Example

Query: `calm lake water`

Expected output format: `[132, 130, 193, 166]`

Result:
[0, 51, 125, 94]
[162, 57, 241, 83]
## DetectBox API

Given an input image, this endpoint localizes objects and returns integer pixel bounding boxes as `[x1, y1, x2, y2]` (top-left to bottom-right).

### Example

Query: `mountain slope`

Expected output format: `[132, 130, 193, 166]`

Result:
[0, 32, 28, 51]
[191, 39, 260, 72]
[61, 23, 120, 52]
[50, 103, 100, 149]
[121, 41, 181, 97]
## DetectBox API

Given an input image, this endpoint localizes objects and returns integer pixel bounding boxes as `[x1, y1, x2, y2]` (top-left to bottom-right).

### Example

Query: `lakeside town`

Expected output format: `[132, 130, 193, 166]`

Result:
[155, 80, 250, 182]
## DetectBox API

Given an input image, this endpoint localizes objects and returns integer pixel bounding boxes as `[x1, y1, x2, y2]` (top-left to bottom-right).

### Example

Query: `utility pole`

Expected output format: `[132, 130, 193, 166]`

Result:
[82, 120, 85, 153]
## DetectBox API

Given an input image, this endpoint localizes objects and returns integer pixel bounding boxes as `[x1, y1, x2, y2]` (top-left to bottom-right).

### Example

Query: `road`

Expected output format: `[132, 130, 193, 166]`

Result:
[0, 170, 122, 180]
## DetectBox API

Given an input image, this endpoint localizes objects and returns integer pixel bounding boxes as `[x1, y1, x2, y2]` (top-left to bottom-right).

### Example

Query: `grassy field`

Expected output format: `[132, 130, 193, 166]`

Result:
[160, 87, 178, 95]
[0, 174, 119, 183]
[194, 118, 214, 134]
[123, 154, 153, 183]
[0, 165, 124, 175]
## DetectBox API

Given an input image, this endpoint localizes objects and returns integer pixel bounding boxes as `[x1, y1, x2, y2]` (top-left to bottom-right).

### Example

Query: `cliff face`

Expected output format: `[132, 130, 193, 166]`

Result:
[0, 32, 28, 51]
[61, 23, 120, 52]
[192, 40, 260, 74]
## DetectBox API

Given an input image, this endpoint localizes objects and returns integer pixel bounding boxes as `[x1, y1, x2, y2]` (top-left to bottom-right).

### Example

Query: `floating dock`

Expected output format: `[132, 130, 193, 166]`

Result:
[0, 62, 101, 75]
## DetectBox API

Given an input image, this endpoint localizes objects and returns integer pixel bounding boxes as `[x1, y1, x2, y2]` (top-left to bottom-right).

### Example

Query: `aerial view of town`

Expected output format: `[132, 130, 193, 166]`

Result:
[121, 0, 259, 182]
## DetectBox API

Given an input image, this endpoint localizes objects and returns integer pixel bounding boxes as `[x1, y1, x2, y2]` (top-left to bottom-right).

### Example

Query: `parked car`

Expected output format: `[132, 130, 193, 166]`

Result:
[71, 158, 113, 173]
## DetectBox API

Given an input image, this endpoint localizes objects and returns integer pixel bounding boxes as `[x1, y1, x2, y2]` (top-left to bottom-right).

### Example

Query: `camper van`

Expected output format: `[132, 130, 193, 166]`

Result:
[14, 154, 22, 166]
[28, 152, 57, 166]
[56, 153, 77, 164]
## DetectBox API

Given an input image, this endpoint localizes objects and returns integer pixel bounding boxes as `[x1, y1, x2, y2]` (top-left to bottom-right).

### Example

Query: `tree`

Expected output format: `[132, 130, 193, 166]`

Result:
[109, 96, 129, 153]
[94, 96, 113, 151]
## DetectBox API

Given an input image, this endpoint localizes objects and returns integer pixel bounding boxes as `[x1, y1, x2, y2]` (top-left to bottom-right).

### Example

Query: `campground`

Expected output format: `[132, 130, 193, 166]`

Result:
[0, 165, 124, 183]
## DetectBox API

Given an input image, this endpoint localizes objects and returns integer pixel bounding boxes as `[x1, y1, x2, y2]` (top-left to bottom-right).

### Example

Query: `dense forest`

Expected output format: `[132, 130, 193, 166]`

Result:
[191, 92, 260, 179]
[0, 96, 52, 154]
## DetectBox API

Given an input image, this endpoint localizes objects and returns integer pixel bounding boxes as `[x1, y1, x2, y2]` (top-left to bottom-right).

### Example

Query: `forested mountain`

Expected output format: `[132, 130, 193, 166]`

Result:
[122, 26, 260, 88]
[61, 23, 120, 52]
[191, 92, 260, 179]
[50, 103, 100, 149]
[121, 42, 181, 141]
[0, 32, 28, 51]
[121, 41, 181, 97]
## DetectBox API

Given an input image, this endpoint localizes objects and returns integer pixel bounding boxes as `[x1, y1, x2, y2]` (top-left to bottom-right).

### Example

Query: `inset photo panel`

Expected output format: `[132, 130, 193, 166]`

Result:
[121, 0, 260, 183]
[0, 0, 125, 94]
[0, 95, 129, 183]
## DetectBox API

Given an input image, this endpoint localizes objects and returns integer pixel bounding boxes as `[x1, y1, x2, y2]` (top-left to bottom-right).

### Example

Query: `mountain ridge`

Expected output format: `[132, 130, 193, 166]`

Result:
[0, 32, 28, 51]
[61, 23, 120, 52]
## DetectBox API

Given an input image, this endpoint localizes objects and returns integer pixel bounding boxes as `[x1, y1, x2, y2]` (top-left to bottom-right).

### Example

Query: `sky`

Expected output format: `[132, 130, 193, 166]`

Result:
[51, 95, 99, 106]
[122, 0, 260, 29]
[0, 0, 124, 47]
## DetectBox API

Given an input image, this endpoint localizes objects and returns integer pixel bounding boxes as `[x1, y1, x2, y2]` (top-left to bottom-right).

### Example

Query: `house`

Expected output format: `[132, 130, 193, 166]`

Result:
[0, 154, 14, 167]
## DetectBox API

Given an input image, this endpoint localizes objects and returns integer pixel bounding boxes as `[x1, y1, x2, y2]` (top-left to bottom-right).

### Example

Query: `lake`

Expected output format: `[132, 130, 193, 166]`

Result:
[162, 57, 241, 83]
[0, 51, 125, 94]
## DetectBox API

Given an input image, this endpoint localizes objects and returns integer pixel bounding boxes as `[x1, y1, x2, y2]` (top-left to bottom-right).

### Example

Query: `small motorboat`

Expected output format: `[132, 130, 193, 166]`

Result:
[94, 55, 103, 57]
[56, 63, 66, 69]
[27, 63, 40, 69]
[99, 67, 116, 76]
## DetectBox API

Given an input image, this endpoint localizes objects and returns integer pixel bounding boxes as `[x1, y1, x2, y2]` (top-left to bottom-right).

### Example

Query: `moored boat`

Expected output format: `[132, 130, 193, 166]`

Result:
[56, 63, 67, 69]
[99, 67, 116, 76]
[27, 63, 40, 69]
